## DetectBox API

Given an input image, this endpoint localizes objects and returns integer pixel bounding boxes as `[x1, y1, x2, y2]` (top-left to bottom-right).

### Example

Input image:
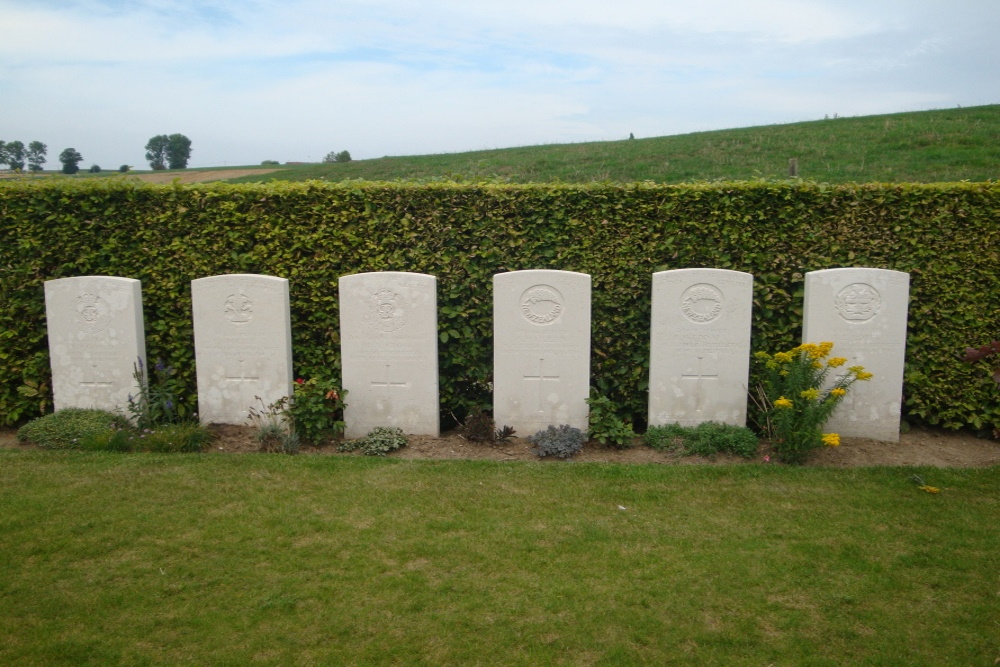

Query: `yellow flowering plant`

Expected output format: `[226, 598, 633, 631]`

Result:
[753, 342, 872, 463]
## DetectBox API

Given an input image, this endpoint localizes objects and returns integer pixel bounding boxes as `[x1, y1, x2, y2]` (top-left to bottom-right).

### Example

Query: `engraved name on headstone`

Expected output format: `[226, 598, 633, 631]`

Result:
[192, 274, 293, 424]
[494, 270, 591, 435]
[648, 269, 754, 427]
[44, 276, 146, 415]
[802, 267, 910, 442]
[339, 272, 439, 438]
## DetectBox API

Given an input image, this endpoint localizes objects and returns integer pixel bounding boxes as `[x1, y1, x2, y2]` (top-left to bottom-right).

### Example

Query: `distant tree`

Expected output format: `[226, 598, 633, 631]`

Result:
[59, 147, 83, 174]
[166, 133, 192, 169]
[323, 150, 352, 163]
[0, 140, 7, 168]
[145, 134, 169, 170]
[89, 164, 102, 173]
[27, 141, 47, 172]
[119, 164, 130, 173]
[261, 159, 280, 166]
[6, 141, 26, 171]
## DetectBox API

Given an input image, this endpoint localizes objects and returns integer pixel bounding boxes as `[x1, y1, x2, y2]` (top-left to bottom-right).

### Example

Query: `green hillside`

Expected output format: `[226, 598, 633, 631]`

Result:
[231, 105, 1000, 184]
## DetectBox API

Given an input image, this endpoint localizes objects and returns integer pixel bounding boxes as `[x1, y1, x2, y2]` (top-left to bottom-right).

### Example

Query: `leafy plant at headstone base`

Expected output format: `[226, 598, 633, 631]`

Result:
[281, 377, 346, 445]
[586, 390, 636, 448]
[528, 424, 586, 459]
[16, 408, 130, 449]
[339, 426, 407, 456]
[752, 342, 872, 464]
[247, 395, 300, 454]
[128, 357, 186, 429]
[644, 422, 758, 458]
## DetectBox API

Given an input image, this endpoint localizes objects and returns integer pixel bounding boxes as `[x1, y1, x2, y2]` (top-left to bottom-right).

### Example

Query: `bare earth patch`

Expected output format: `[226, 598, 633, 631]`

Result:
[3, 424, 998, 467]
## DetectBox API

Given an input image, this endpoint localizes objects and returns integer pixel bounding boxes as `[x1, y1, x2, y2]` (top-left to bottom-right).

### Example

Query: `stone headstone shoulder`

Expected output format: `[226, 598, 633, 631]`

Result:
[339, 271, 440, 438]
[44, 275, 147, 415]
[802, 267, 910, 442]
[493, 269, 591, 435]
[191, 273, 294, 425]
[648, 268, 754, 427]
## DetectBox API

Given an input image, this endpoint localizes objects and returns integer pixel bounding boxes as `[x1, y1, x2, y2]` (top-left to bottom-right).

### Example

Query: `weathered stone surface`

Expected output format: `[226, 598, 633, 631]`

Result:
[648, 269, 754, 427]
[339, 271, 439, 438]
[802, 268, 910, 442]
[493, 270, 591, 435]
[192, 274, 293, 424]
[44, 276, 146, 415]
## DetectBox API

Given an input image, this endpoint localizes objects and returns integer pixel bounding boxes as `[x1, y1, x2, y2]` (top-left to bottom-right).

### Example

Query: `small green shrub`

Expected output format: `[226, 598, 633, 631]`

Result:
[285, 378, 347, 444]
[339, 426, 407, 456]
[529, 424, 586, 459]
[586, 392, 636, 448]
[644, 422, 759, 458]
[17, 408, 130, 449]
[128, 358, 187, 428]
[247, 396, 299, 454]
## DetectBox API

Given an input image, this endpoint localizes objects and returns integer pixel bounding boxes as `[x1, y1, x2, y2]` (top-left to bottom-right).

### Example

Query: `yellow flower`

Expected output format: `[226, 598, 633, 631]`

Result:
[754, 351, 770, 361]
[855, 371, 874, 381]
[817, 341, 834, 357]
[811, 360, 823, 369]
[774, 396, 793, 409]
[766, 360, 778, 370]
[773, 352, 794, 364]
[779, 370, 789, 376]
[830, 387, 846, 397]
[821, 433, 840, 447]
[827, 357, 847, 368]
[848, 365, 865, 374]
[800, 388, 820, 401]
[918, 485, 940, 494]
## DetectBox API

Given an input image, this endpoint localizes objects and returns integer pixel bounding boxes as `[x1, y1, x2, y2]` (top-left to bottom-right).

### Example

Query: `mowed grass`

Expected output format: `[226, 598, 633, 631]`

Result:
[1, 451, 997, 664]
[231, 104, 1000, 185]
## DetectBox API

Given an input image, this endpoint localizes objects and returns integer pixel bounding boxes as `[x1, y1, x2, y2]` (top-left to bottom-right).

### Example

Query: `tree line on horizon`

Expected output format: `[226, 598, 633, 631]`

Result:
[0, 133, 193, 175]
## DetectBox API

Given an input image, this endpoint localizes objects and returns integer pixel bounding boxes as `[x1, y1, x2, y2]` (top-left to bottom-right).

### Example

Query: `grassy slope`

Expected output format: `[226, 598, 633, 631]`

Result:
[1, 451, 997, 664]
[231, 104, 1000, 185]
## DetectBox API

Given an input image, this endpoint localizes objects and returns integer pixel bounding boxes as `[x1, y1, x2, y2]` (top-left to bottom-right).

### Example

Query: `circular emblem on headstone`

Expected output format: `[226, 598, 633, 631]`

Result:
[365, 288, 408, 333]
[74, 292, 111, 334]
[835, 283, 881, 322]
[680, 283, 724, 323]
[224, 291, 254, 325]
[520, 285, 564, 325]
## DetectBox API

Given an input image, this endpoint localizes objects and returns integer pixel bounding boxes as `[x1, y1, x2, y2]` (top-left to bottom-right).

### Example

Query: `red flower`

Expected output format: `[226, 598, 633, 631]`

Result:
[295, 378, 305, 385]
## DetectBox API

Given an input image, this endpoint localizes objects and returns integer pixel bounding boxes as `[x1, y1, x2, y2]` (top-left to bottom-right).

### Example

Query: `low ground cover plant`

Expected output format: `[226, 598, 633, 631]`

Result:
[16, 408, 129, 449]
[644, 421, 759, 458]
[753, 342, 871, 463]
[460, 411, 515, 444]
[339, 426, 407, 456]
[529, 424, 586, 459]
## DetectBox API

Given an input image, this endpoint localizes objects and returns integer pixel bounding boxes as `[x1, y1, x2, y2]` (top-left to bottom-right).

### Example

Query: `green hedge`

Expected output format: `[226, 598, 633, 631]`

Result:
[1, 179, 998, 432]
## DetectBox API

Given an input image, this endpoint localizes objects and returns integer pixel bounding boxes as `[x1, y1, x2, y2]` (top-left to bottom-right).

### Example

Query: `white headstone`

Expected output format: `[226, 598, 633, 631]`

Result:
[493, 270, 591, 435]
[44, 276, 146, 415]
[802, 268, 910, 442]
[648, 269, 754, 427]
[192, 274, 293, 424]
[339, 272, 439, 438]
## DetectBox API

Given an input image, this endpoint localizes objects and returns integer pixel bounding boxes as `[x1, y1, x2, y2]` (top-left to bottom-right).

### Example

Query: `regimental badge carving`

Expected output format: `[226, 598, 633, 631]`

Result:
[520, 285, 564, 325]
[365, 288, 408, 333]
[835, 283, 881, 322]
[75, 291, 111, 334]
[224, 291, 254, 325]
[680, 283, 724, 323]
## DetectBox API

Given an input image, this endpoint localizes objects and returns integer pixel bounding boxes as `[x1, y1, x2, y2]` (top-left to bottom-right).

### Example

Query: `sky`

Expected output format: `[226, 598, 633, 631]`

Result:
[2, 0, 999, 169]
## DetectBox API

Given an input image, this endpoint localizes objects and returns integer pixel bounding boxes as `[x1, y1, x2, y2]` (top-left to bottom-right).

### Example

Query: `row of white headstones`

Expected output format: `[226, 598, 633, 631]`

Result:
[44, 266, 909, 442]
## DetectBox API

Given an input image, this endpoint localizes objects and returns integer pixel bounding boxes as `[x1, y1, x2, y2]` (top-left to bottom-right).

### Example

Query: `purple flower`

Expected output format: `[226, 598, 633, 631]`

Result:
[155, 360, 166, 373]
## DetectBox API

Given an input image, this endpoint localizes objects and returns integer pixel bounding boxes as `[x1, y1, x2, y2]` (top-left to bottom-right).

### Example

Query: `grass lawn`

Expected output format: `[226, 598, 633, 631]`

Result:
[1, 451, 997, 664]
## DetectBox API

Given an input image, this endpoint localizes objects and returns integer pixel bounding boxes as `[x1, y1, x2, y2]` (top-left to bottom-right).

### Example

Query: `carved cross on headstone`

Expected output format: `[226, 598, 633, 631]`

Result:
[681, 356, 719, 414]
[225, 358, 260, 414]
[371, 364, 407, 391]
[80, 360, 113, 390]
[523, 358, 560, 414]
